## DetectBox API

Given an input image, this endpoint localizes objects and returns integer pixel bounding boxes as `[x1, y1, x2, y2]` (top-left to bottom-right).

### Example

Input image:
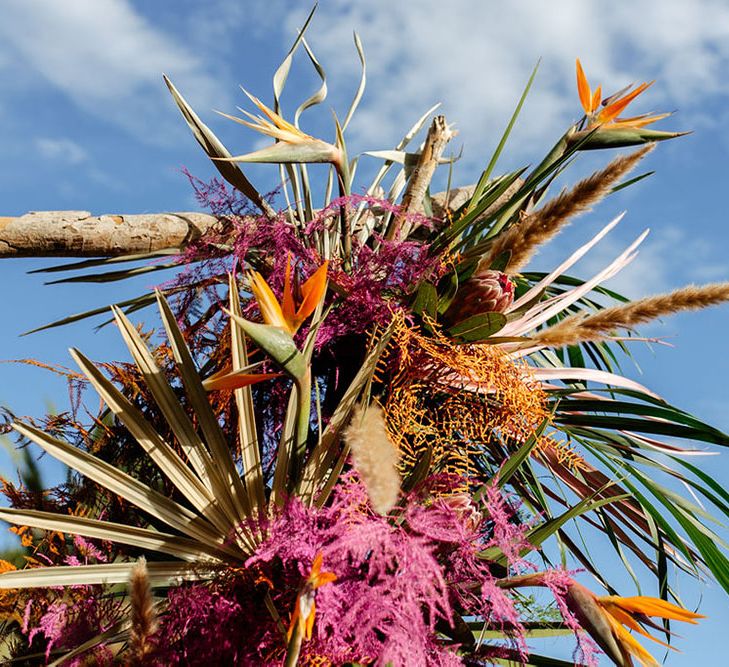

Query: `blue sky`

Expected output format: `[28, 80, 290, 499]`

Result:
[1, 1, 728, 663]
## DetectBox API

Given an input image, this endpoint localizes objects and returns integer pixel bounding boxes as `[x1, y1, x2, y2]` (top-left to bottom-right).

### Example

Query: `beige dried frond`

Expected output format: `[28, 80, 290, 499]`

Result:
[533, 282, 729, 348]
[483, 144, 654, 272]
[344, 403, 401, 515]
[127, 557, 157, 666]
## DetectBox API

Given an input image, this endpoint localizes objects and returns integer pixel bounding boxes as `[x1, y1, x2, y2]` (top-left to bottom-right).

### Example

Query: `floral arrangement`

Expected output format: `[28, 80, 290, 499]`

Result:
[1, 10, 728, 667]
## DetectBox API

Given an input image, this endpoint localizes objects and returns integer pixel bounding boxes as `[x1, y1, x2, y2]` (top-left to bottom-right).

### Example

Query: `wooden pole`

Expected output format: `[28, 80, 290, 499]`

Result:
[0, 210, 219, 258]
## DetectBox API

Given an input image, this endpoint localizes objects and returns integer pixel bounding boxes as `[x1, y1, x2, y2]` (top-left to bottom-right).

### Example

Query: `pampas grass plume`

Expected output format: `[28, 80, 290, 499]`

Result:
[127, 556, 157, 665]
[344, 403, 401, 515]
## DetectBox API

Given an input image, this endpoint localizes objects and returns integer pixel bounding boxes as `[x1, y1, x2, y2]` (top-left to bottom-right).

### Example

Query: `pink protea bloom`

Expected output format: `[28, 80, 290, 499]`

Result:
[448, 269, 515, 322]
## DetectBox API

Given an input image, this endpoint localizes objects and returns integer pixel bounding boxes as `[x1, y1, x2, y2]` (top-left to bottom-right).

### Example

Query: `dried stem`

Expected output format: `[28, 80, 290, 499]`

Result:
[386, 115, 455, 241]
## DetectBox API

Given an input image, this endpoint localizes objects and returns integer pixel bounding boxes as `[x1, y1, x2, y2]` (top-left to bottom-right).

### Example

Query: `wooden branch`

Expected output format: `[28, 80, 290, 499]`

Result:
[0, 210, 219, 258]
[386, 115, 455, 240]
[0, 179, 521, 260]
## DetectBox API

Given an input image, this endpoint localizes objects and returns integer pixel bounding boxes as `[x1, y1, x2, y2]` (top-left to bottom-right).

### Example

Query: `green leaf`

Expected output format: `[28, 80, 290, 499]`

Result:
[448, 312, 507, 341]
[468, 59, 540, 206]
[29, 249, 180, 274]
[496, 419, 549, 487]
[21, 291, 163, 335]
[489, 250, 512, 272]
[412, 282, 439, 319]
[43, 262, 179, 285]
[479, 493, 627, 564]
[401, 446, 433, 493]
[227, 312, 307, 380]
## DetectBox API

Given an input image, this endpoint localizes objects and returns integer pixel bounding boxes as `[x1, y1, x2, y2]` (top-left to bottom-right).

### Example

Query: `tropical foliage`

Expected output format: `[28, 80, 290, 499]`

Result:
[0, 8, 726, 666]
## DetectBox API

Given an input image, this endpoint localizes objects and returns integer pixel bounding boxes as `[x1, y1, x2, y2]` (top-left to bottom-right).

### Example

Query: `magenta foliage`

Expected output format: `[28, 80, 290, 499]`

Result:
[248, 474, 460, 666]
[481, 481, 534, 572]
[20, 536, 120, 665]
[167, 178, 444, 350]
[155, 473, 542, 665]
[23, 593, 118, 665]
[152, 582, 280, 666]
[540, 570, 600, 667]
[63, 535, 108, 566]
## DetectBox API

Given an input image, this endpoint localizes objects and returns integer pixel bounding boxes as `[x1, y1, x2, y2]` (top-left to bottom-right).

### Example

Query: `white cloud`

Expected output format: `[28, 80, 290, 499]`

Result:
[0, 0, 230, 144]
[267, 0, 729, 172]
[35, 137, 88, 165]
[529, 217, 729, 300]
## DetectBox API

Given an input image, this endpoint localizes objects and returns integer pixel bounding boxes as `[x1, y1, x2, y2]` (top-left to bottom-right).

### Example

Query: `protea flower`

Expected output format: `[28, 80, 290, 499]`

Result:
[447, 270, 515, 322]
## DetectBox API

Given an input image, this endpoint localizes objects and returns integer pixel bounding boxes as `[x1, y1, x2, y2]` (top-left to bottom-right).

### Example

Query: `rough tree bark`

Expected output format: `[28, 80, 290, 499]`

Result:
[0, 182, 522, 259]
[0, 210, 219, 258]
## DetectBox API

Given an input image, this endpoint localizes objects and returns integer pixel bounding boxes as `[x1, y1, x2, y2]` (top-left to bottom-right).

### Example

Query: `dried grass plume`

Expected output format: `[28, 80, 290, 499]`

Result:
[127, 556, 157, 666]
[484, 144, 654, 272]
[344, 403, 401, 515]
[534, 282, 729, 348]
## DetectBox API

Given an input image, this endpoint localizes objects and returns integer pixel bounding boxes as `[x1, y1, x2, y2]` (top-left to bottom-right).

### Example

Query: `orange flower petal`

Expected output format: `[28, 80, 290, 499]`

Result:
[281, 254, 296, 328]
[607, 615, 662, 667]
[598, 81, 654, 124]
[606, 112, 671, 130]
[294, 261, 329, 330]
[310, 552, 324, 578]
[576, 59, 593, 115]
[287, 602, 300, 641]
[604, 604, 676, 651]
[248, 93, 310, 139]
[305, 599, 316, 640]
[314, 571, 338, 588]
[249, 270, 287, 329]
[590, 85, 602, 114]
[609, 595, 704, 623]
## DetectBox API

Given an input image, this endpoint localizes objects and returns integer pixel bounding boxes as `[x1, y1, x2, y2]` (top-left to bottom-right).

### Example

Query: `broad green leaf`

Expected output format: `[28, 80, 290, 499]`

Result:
[448, 312, 507, 341]
[411, 282, 439, 319]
